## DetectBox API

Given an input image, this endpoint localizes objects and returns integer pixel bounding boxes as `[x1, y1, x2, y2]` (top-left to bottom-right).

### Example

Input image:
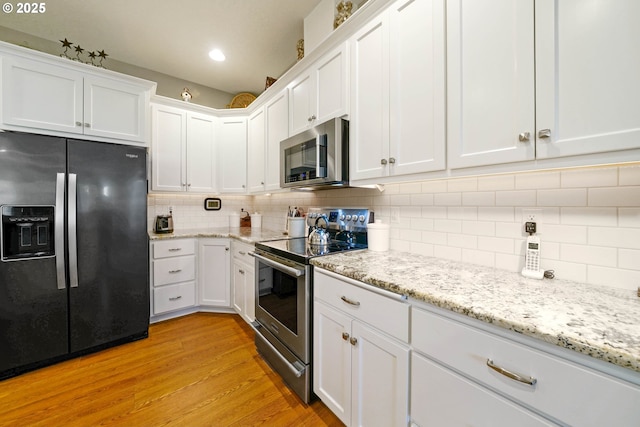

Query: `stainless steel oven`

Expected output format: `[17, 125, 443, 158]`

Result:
[250, 208, 372, 403]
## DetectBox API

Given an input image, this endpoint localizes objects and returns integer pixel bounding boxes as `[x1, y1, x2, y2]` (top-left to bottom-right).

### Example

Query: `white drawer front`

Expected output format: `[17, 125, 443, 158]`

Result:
[232, 241, 254, 263]
[152, 239, 195, 259]
[153, 256, 195, 286]
[153, 281, 196, 314]
[412, 307, 640, 426]
[315, 270, 409, 342]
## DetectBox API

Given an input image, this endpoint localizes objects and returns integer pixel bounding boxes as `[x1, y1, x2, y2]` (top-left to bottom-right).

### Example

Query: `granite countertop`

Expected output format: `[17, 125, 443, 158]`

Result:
[149, 227, 289, 244]
[310, 250, 640, 374]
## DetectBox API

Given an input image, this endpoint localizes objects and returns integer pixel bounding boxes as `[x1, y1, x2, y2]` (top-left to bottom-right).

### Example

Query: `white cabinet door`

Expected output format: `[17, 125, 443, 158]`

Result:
[1, 56, 84, 135]
[247, 107, 266, 193]
[232, 260, 246, 316]
[151, 104, 186, 192]
[351, 321, 409, 427]
[447, 0, 535, 169]
[83, 76, 149, 143]
[185, 112, 217, 193]
[217, 117, 247, 193]
[315, 43, 348, 125]
[265, 90, 288, 192]
[350, 12, 390, 181]
[411, 352, 554, 427]
[389, 0, 446, 175]
[535, 0, 640, 159]
[314, 301, 352, 426]
[198, 239, 230, 307]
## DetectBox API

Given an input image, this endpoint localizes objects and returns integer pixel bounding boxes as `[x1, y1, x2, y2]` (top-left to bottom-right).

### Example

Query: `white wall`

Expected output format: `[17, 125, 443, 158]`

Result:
[149, 162, 640, 291]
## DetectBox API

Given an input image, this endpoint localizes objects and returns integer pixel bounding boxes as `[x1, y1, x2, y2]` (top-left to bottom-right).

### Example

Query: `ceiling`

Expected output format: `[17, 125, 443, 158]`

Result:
[1, 0, 323, 95]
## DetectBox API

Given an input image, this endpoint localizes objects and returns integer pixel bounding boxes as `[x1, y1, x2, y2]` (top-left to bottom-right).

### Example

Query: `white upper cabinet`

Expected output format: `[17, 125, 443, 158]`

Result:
[265, 90, 289, 192]
[1, 46, 152, 145]
[217, 116, 247, 193]
[247, 107, 266, 193]
[350, 0, 446, 182]
[151, 102, 217, 193]
[289, 42, 348, 135]
[448, 0, 640, 169]
[535, 0, 640, 159]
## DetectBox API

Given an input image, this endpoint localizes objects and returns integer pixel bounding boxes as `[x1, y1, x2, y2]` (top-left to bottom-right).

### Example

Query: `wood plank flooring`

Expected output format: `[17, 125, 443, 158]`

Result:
[0, 313, 344, 427]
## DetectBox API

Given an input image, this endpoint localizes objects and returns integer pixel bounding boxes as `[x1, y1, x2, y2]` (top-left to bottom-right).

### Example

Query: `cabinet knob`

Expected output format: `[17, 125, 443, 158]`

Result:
[518, 132, 531, 142]
[389, 157, 396, 164]
[342, 332, 350, 341]
[538, 129, 551, 139]
[349, 337, 358, 346]
[187, 183, 191, 188]
[308, 115, 316, 122]
[84, 123, 91, 128]
[381, 158, 388, 165]
[75, 121, 82, 127]
[261, 181, 264, 185]
[239, 269, 245, 275]
[225, 247, 230, 251]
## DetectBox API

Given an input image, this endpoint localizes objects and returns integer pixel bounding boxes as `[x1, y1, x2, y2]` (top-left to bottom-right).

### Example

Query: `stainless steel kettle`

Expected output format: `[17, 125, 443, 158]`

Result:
[308, 215, 329, 246]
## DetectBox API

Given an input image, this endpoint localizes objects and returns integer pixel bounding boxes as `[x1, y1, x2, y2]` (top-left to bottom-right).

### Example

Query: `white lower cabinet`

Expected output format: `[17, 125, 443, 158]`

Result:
[198, 239, 230, 307]
[231, 241, 255, 324]
[313, 269, 409, 427]
[150, 239, 197, 316]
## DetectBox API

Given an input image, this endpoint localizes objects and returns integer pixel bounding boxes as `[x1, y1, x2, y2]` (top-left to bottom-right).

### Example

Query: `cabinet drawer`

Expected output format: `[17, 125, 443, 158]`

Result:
[315, 270, 409, 342]
[232, 241, 254, 263]
[152, 239, 195, 259]
[153, 255, 195, 286]
[412, 307, 640, 426]
[153, 281, 196, 314]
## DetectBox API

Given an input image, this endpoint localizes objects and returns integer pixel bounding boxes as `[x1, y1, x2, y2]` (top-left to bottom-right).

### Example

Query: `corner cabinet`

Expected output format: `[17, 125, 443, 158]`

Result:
[349, 0, 446, 183]
[313, 268, 409, 427]
[217, 116, 248, 193]
[447, 0, 640, 169]
[151, 102, 217, 193]
[198, 239, 231, 307]
[289, 42, 348, 135]
[1, 45, 153, 145]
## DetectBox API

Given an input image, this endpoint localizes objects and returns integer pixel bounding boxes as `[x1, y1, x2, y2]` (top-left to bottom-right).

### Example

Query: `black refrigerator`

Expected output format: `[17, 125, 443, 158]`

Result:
[0, 132, 149, 379]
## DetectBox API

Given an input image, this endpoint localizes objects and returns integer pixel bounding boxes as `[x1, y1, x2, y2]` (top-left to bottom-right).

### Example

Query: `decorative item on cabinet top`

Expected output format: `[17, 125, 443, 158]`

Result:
[59, 37, 108, 68]
[181, 88, 193, 102]
[265, 76, 277, 90]
[297, 39, 304, 61]
[334, 1, 354, 29]
[226, 92, 256, 108]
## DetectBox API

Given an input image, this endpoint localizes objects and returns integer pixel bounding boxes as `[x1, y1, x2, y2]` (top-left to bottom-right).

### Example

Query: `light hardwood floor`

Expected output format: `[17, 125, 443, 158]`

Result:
[0, 313, 344, 427]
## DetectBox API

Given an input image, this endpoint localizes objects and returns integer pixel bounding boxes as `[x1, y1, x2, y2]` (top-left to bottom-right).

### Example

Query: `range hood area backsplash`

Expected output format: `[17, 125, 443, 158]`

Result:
[148, 163, 640, 292]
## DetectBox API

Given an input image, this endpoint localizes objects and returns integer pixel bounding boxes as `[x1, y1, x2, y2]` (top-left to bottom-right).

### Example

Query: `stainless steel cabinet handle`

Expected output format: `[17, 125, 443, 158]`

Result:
[389, 157, 396, 164]
[341, 296, 361, 307]
[168, 269, 182, 274]
[169, 295, 182, 301]
[168, 248, 182, 252]
[518, 132, 530, 142]
[68, 174, 79, 288]
[486, 359, 537, 386]
[538, 129, 551, 139]
[342, 332, 350, 341]
[239, 251, 247, 255]
[349, 337, 358, 346]
[381, 158, 388, 165]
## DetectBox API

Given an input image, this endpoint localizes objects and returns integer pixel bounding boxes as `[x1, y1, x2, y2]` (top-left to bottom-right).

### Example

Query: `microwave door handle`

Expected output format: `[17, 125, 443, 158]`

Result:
[316, 134, 327, 178]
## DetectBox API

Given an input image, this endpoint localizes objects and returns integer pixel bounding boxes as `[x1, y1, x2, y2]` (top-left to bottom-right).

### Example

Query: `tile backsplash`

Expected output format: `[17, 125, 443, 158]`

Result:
[148, 163, 640, 291]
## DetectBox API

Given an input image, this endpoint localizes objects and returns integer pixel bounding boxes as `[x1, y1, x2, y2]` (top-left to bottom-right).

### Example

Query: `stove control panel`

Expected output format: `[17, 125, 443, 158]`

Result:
[307, 207, 373, 232]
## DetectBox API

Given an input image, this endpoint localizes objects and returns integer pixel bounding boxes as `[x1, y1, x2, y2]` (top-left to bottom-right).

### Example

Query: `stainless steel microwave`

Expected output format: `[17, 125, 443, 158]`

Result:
[280, 118, 349, 189]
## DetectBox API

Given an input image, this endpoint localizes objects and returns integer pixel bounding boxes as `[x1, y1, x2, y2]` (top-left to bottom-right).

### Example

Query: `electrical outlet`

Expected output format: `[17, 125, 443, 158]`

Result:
[390, 207, 400, 224]
[522, 209, 543, 223]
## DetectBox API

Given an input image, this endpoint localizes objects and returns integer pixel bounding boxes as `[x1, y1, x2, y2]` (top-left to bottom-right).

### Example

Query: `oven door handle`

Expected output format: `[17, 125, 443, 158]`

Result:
[249, 252, 305, 277]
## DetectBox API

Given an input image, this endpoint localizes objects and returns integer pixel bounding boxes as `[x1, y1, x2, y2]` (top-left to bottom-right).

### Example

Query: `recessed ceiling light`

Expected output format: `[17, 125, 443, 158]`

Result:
[208, 49, 225, 62]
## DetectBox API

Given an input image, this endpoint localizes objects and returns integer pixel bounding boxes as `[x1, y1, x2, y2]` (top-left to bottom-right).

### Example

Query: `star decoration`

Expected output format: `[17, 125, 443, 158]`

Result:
[74, 45, 84, 54]
[88, 51, 97, 59]
[97, 50, 108, 59]
[60, 38, 72, 48]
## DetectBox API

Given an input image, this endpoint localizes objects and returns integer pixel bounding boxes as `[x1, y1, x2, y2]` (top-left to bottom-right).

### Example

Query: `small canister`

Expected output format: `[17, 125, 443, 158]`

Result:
[367, 219, 390, 252]
[252, 212, 262, 229]
[288, 217, 306, 237]
[229, 213, 240, 228]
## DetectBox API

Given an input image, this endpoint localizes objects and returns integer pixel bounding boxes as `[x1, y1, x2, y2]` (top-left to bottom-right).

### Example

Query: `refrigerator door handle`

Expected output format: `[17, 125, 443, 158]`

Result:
[55, 173, 66, 290]
[69, 173, 79, 288]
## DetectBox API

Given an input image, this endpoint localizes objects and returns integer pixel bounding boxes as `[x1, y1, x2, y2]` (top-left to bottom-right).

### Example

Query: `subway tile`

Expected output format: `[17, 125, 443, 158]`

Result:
[434, 219, 462, 233]
[448, 233, 478, 249]
[462, 221, 495, 237]
[495, 190, 537, 206]
[540, 241, 560, 260]
[619, 208, 640, 228]
[619, 164, 640, 185]
[587, 265, 640, 291]
[389, 194, 412, 206]
[399, 182, 423, 194]
[399, 229, 423, 243]
[560, 244, 617, 267]
[495, 222, 521, 238]
[619, 249, 640, 271]
[410, 218, 434, 231]
[421, 180, 448, 193]
[560, 207, 618, 227]
[589, 227, 640, 249]
[433, 245, 462, 262]
[462, 249, 495, 268]
[448, 207, 478, 221]
[390, 239, 411, 252]
[589, 187, 640, 207]
[537, 189, 587, 207]
[411, 193, 434, 206]
[547, 260, 587, 283]
[422, 231, 448, 245]
[515, 171, 561, 190]
[478, 174, 515, 191]
[561, 167, 618, 188]
[495, 253, 522, 273]
[422, 206, 448, 219]
[434, 192, 462, 206]
[410, 242, 434, 257]
[478, 236, 514, 254]
[542, 224, 588, 244]
[448, 177, 478, 192]
[478, 207, 515, 222]
[462, 192, 496, 206]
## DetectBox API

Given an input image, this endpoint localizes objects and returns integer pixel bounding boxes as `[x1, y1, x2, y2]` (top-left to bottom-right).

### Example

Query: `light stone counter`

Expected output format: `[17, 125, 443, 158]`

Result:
[310, 250, 640, 374]
[148, 227, 289, 245]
